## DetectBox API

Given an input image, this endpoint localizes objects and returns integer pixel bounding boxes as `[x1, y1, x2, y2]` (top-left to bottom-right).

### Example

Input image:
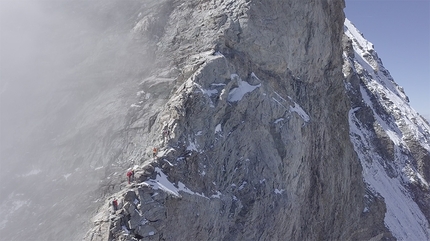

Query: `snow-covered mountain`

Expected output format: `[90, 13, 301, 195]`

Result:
[344, 19, 430, 240]
[1, 1, 428, 240]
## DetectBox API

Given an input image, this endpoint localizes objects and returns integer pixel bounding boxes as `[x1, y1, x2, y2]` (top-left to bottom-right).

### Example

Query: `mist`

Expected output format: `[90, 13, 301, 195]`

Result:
[0, 0, 156, 239]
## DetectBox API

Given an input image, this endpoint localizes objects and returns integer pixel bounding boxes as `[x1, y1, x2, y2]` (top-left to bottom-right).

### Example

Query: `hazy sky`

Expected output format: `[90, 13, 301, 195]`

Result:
[345, 0, 430, 120]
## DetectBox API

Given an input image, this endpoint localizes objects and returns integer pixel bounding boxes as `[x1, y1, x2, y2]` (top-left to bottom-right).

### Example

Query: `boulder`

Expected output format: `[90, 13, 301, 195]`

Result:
[124, 190, 138, 202]
[136, 224, 157, 238]
[144, 205, 166, 222]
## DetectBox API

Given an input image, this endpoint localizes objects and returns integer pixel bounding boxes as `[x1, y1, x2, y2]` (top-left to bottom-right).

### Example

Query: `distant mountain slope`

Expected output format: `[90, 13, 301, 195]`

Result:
[344, 18, 430, 240]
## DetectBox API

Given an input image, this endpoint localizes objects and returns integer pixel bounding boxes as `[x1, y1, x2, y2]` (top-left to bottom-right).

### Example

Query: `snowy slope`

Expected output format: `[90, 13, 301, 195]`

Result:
[344, 18, 430, 240]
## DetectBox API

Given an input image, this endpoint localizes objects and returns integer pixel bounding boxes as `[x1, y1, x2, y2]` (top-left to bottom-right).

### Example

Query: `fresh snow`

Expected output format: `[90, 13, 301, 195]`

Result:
[238, 181, 247, 190]
[349, 108, 430, 240]
[186, 140, 198, 152]
[214, 51, 223, 56]
[344, 18, 374, 53]
[274, 118, 284, 124]
[344, 18, 409, 102]
[210, 83, 226, 87]
[200, 88, 218, 97]
[157, 148, 176, 158]
[227, 74, 261, 102]
[358, 85, 402, 146]
[214, 124, 222, 134]
[250, 72, 260, 80]
[143, 168, 206, 198]
[121, 226, 130, 234]
[211, 191, 222, 198]
[274, 189, 284, 195]
[289, 102, 310, 122]
[271, 92, 310, 122]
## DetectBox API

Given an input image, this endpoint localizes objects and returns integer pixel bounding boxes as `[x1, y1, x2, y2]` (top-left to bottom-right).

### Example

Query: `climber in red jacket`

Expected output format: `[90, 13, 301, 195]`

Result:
[152, 147, 157, 158]
[112, 199, 118, 211]
[126, 170, 133, 184]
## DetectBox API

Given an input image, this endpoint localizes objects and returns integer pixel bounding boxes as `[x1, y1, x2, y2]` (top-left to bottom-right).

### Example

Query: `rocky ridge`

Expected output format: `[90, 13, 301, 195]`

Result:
[81, 0, 428, 240]
[81, 1, 430, 241]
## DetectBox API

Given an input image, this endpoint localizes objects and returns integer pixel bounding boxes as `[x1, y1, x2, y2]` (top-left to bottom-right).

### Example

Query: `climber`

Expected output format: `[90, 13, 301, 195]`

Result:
[112, 199, 118, 211]
[152, 147, 157, 158]
[126, 170, 133, 184]
[162, 128, 170, 139]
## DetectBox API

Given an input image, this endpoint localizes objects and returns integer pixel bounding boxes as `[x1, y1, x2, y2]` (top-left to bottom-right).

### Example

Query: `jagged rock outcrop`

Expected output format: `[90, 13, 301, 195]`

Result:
[82, 0, 429, 240]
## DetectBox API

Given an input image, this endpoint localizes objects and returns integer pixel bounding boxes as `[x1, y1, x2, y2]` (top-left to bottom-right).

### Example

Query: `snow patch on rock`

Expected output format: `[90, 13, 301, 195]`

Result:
[227, 74, 261, 102]
[143, 168, 206, 199]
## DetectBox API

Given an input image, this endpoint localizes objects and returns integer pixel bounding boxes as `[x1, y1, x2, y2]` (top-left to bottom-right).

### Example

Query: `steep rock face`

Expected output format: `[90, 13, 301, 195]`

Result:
[85, 1, 400, 240]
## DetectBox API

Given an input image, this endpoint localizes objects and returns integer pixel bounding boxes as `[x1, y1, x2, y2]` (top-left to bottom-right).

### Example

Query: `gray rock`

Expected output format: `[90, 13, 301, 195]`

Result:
[122, 202, 131, 216]
[110, 220, 121, 233]
[140, 202, 161, 214]
[127, 203, 138, 217]
[151, 191, 167, 203]
[84, 1, 430, 241]
[144, 205, 166, 222]
[124, 190, 138, 202]
[136, 224, 157, 238]
[128, 213, 144, 230]
[138, 189, 154, 205]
